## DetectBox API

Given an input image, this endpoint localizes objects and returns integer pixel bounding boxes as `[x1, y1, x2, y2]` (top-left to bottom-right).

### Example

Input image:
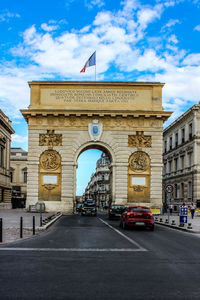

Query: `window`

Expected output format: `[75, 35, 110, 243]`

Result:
[170, 136, 172, 150]
[175, 132, 179, 147]
[164, 140, 167, 153]
[164, 163, 167, 175]
[100, 185, 105, 191]
[189, 123, 193, 140]
[182, 128, 185, 143]
[188, 182, 192, 198]
[181, 183, 184, 198]
[10, 171, 13, 183]
[0, 146, 3, 167]
[188, 152, 192, 168]
[24, 171, 27, 183]
[168, 161, 172, 173]
[181, 156, 185, 170]
[174, 158, 178, 172]
[175, 184, 178, 198]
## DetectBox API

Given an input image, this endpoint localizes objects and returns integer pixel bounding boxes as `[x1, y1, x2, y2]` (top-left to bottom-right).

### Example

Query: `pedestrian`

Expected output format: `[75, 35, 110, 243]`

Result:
[190, 202, 196, 219]
[169, 204, 173, 215]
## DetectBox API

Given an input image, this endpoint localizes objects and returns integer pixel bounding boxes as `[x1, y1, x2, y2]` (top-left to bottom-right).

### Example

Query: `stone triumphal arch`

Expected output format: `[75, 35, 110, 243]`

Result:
[21, 81, 171, 213]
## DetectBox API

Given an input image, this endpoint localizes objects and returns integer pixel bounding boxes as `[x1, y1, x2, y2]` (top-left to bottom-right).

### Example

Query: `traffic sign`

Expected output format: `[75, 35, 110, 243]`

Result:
[165, 184, 174, 194]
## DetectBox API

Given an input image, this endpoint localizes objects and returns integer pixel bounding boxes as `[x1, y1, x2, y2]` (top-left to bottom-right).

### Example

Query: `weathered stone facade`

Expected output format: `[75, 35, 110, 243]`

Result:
[21, 81, 171, 213]
[10, 148, 28, 204]
[163, 104, 200, 211]
[0, 110, 15, 208]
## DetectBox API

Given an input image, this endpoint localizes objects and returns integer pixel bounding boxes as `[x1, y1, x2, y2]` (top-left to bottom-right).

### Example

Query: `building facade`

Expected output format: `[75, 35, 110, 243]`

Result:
[0, 110, 15, 208]
[21, 81, 170, 213]
[10, 148, 28, 207]
[83, 152, 111, 208]
[163, 104, 200, 211]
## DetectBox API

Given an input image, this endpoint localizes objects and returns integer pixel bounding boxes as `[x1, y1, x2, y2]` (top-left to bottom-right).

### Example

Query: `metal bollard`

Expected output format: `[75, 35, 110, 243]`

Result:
[0, 218, 2, 243]
[40, 204, 43, 227]
[187, 223, 192, 229]
[165, 219, 169, 224]
[33, 216, 35, 235]
[159, 218, 163, 222]
[171, 220, 176, 226]
[20, 217, 23, 238]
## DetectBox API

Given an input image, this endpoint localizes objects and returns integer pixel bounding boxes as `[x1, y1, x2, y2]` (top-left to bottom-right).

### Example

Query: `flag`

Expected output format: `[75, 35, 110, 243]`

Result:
[80, 51, 96, 73]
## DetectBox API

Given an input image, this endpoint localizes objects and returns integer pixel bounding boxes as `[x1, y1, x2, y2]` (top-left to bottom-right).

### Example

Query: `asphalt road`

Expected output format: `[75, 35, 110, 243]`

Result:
[1, 212, 200, 300]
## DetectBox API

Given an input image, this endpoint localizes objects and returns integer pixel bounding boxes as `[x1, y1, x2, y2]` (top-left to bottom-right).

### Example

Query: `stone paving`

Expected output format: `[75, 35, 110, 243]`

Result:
[0, 209, 54, 244]
[155, 213, 200, 233]
[1, 209, 200, 244]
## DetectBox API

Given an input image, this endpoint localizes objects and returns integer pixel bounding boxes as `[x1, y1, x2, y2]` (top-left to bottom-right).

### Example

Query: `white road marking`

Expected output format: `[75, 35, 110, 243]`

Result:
[0, 248, 144, 252]
[99, 218, 147, 252]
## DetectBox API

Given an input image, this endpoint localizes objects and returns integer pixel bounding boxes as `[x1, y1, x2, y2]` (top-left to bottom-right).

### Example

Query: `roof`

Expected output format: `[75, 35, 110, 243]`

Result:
[11, 147, 27, 154]
[164, 104, 200, 134]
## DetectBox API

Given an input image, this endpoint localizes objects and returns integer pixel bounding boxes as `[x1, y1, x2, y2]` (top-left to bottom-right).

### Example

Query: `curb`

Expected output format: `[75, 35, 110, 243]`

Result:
[155, 220, 200, 233]
[38, 212, 62, 231]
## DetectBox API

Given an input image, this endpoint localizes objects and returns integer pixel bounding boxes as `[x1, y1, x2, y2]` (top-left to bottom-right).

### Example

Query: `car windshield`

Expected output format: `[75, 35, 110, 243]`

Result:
[128, 207, 150, 212]
[111, 206, 124, 209]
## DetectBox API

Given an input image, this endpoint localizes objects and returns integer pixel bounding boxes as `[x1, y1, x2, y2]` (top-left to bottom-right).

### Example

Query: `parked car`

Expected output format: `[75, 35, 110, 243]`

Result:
[109, 204, 125, 220]
[120, 206, 154, 230]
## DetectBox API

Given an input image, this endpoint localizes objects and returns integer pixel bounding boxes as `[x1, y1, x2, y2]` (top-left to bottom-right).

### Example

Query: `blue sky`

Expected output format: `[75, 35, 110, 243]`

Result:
[0, 0, 200, 194]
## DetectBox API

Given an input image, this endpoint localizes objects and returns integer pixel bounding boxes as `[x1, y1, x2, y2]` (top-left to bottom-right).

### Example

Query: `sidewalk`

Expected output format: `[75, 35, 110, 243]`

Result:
[155, 213, 200, 233]
[0, 209, 61, 244]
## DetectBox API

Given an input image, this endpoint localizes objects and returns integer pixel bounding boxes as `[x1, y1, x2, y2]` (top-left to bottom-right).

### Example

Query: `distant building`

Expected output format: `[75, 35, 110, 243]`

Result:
[10, 148, 28, 208]
[83, 153, 111, 208]
[163, 104, 200, 211]
[0, 110, 15, 208]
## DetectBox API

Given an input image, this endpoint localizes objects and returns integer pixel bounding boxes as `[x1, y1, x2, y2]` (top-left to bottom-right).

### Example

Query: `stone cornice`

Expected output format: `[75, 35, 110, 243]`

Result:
[28, 81, 165, 88]
[21, 109, 171, 122]
[0, 114, 15, 135]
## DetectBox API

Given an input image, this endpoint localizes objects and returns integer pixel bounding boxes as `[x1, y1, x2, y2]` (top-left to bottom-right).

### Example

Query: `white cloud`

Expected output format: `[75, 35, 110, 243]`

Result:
[194, 24, 200, 31]
[12, 134, 28, 143]
[0, 10, 20, 22]
[168, 34, 178, 44]
[162, 19, 181, 31]
[156, 0, 185, 7]
[0, 0, 200, 128]
[182, 53, 200, 65]
[41, 23, 59, 32]
[137, 5, 162, 30]
[85, 0, 105, 9]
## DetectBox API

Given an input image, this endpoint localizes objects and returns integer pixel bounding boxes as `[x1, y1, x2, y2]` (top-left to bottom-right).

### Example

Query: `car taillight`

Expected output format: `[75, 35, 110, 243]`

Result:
[110, 209, 112, 212]
[126, 212, 131, 216]
[149, 213, 153, 217]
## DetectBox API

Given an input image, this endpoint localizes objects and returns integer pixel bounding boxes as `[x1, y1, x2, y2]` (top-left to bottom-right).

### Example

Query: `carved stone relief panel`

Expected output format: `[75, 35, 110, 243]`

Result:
[128, 151, 150, 203]
[128, 131, 151, 149]
[129, 151, 150, 172]
[39, 149, 62, 201]
[39, 130, 62, 148]
[40, 149, 61, 170]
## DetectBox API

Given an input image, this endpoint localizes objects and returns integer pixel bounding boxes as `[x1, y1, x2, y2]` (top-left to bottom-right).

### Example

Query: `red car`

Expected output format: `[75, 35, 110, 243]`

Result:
[120, 206, 154, 231]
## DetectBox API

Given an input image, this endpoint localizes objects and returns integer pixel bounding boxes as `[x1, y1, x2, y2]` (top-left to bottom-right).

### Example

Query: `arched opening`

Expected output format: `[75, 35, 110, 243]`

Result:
[75, 143, 114, 212]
